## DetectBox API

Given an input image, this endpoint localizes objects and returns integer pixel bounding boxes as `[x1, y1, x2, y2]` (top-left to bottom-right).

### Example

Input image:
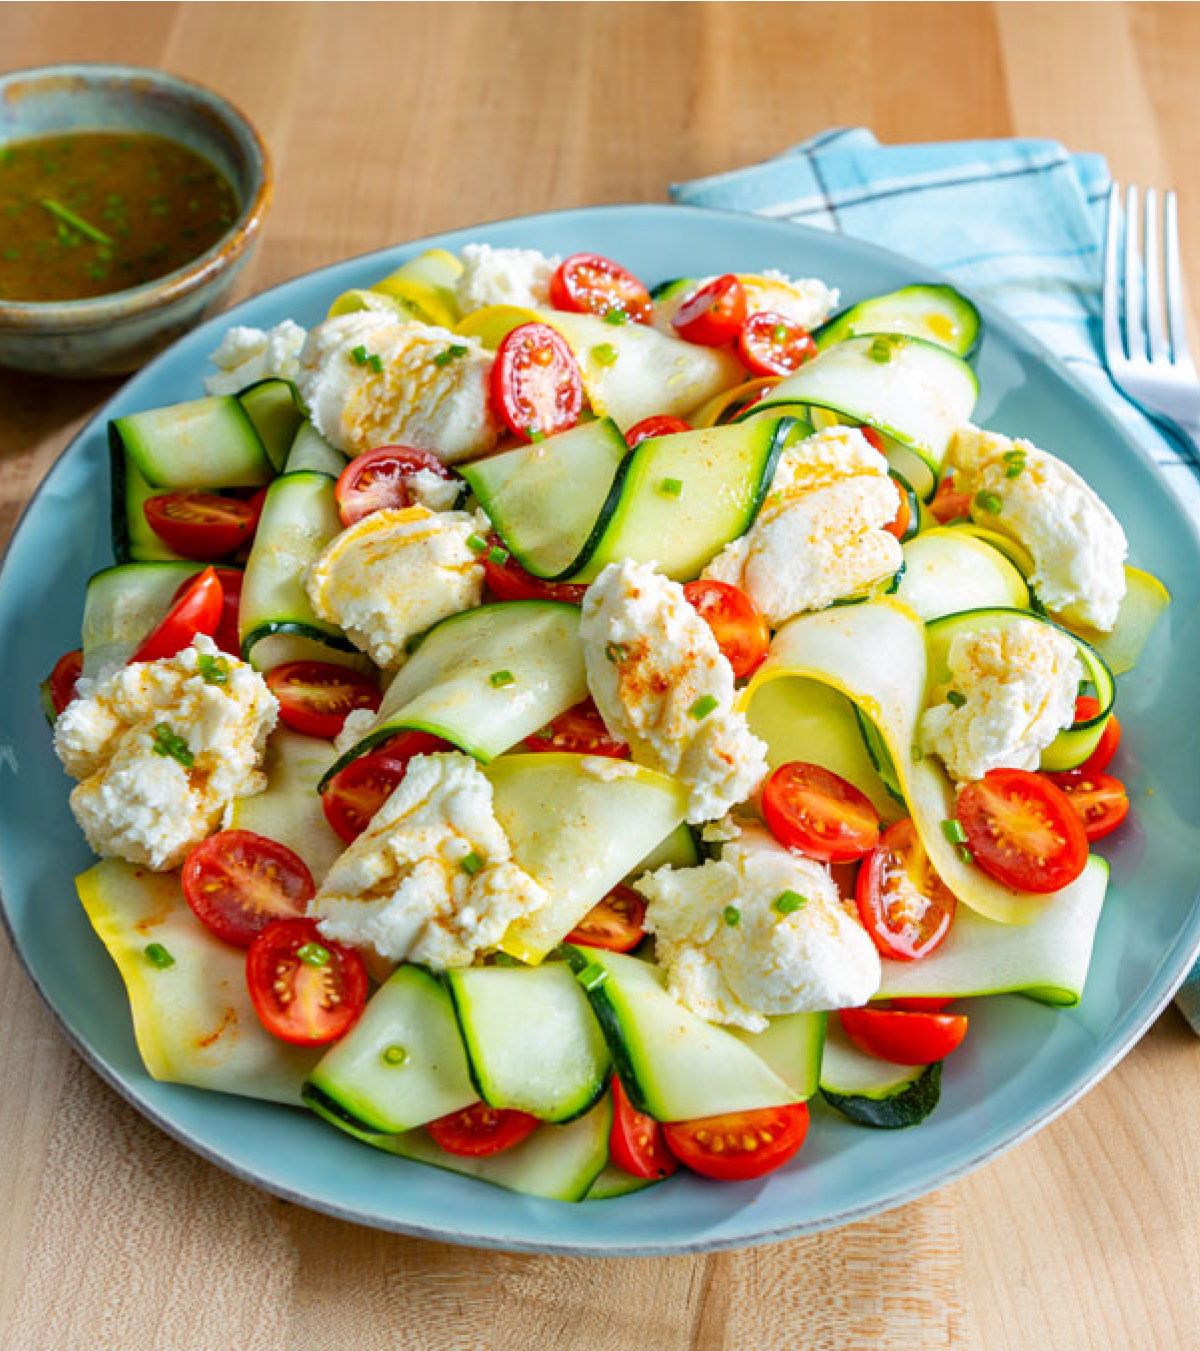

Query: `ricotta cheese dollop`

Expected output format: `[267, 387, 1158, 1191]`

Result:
[204, 320, 308, 397]
[455, 243, 561, 314]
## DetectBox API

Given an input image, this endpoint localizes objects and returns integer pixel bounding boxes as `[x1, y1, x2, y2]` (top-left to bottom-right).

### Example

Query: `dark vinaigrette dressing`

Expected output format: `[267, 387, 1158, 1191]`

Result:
[0, 132, 239, 302]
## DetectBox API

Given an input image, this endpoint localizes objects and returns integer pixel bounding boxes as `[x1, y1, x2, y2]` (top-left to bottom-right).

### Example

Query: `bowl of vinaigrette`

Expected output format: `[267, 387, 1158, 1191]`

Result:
[0, 64, 272, 378]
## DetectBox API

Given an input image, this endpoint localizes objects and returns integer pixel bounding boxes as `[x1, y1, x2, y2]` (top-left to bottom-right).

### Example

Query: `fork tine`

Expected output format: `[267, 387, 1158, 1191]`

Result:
[1103, 182, 1125, 364]
[1164, 189, 1192, 364]
[1143, 189, 1168, 361]
[1123, 185, 1146, 362]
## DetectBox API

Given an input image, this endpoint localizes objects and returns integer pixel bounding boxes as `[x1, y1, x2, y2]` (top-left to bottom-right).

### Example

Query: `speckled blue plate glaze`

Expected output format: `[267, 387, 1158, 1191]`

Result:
[3, 205, 1199, 1255]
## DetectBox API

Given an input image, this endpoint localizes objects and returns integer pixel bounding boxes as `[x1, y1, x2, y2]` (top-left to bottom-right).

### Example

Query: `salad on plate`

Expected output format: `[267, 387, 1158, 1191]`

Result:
[42, 240, 1169, 1203]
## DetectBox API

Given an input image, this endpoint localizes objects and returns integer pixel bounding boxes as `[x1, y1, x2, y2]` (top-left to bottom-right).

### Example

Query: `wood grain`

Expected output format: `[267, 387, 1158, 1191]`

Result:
[1, 4, 1199, 1348]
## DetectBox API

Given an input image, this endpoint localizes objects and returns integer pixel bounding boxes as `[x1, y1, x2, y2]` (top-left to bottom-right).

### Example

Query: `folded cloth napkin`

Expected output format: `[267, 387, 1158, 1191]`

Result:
[673, 129, 1200, 1030]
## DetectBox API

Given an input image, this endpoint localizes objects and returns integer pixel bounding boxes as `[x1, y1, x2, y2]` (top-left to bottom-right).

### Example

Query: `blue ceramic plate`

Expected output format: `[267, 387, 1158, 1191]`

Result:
[3, 205, 1199, 1255]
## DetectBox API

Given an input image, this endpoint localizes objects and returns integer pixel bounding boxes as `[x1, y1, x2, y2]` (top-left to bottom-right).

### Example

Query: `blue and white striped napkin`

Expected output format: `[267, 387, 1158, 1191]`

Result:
[673, 129, 1200, 1029]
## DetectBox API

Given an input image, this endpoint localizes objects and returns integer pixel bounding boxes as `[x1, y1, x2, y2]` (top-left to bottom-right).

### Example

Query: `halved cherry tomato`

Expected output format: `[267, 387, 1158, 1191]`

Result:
[838, 1007, 968, 1065]
[491, 322, 583, 440]
[860, 426, 885, 453]
[884, 476, 912, 540]
[565, 885, 646, 952]
[955, 768, 1088, 894]
[334, 445, 454, 527]
[265, 661, 381, 740]
[737, 310, 817, 377]
[549, 252, 652, 324]
[672, 274, 747, 347]
[1046, 769, 1130, 842]
[321, 731, 451, 843]
[46, 648, 83, 715]
[625, 415, 692, 448]
[1073, 695, 1121, 776]
[609, 1077, 678, 1179]
[480, 534, 589, 604]
[929, 474, 972, 524]
[131, 566, 223, 663]
[427, 1102, 540, 1157]
[889, 997, 955, 1013]
[183, 830, 315, 947]
[246, 917, 367, 1046]
[682, 579, 770, 680]
[174, 567, 242, 657]
[144, 491, 260, 560]
[663, 1103, 809, 1182]
[762, 762, 881, 863]
[856, 818, 956, 961]
[524, 698, 629, 759]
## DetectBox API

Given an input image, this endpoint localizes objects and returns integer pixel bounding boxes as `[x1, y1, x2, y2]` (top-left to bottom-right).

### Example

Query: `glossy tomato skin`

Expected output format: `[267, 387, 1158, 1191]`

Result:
[838, 1007, 968, 1065]
[663, 1103, 809, 1182]
[47, 649, 83, 715]
[481, 535, 589, 604]
[609, 1077, 678, 1179]
[265, 661, 381, 740]
[883, 476, 912, 540]
[173, 567, 242, 656]
[929, 474, 973, 524]
[523, 699, 629, 759]
[246, 918, 367, 1046]
[335, 445, 454, 527]
[144, 491, 259, 560]
[682, 580, 770, 680]
[856, 818, 956, 961]
[737, 311, 817, 377]
[183, 830, 315, 947]
[491, 322, 583, 439]
[1073, 695, 1121, 776]
[672, 275, 747, 347]
[549, 253, 652, 324]
[1046, 769, 1130, 842]
[762, 761, 881, 863]
[889, 997, 955, 1013]
[565, 885, 646, 952]
[955, 768, 1088, 894]
[131, 566, 224, 663]
[625, 415, 691, 448]
[427, 1102, 540, 1157]
[321, 731, 452, 843]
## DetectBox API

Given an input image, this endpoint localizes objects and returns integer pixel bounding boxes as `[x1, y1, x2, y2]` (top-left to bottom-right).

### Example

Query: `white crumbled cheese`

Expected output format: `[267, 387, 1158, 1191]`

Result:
[334, 707, 378, 757]
[920, 619, 1083, 782]
[455, 243, 560, 314]
[636, 827, 881, 1031]
[654, 271, 838, 335]
[204, 321, 308, 396]
[296, 312, 500, 464]
[305, 505, 484, 668]
[310, 751, 549, 967]
[700, 813, 743, 845]
[580, 559, 768, 825]
[949, 425, 1128, 631]
[703, 425, 903, 622]
[578, 756, 639, 782]
[406, 468, 461, 513]
[53, 636, 277, 871]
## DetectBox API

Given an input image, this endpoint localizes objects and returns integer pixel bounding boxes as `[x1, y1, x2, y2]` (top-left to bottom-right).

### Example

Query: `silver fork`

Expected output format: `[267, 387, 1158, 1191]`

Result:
[1102, 185, 1200, 465]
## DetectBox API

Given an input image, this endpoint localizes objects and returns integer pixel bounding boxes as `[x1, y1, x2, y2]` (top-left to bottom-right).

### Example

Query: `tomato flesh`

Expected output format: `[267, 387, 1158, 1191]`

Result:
[491, 322, 583, 439]
[682, 579, 770, 680]
[663, 1103, 809, 1182]
[321, 731, 451, 843]
[265, 661, 381, 740]
[856, 818, 956, 961]
[672, 274, 747, 347]
[625, 415, 691, 449]
[762, 761, 881, 863]
[427, 1102, 540, 1157]
[47, 648, 83, 715]
[838, 1007, 968, 1065]
[737, 310, 817, 377]
[565, 885, 646, 952]
[335, 445, 454, 527]
[955, 768, 1088, 894]
[884, 475, 912, 540]
[609, 1077, 678, 1179]
[183, 830, 315, 947]
[131, 566, 224, 663]
[929, 474, 972, 524]
[481, 533, 588, 604]
[523, 698, 629, 759]
[144, 491, 260, 560]
[549, 252, 652, 324]
[1046, 769, 1130, 842]
[1073, 695, 1121, 776]
[245, 918, 367, 1046]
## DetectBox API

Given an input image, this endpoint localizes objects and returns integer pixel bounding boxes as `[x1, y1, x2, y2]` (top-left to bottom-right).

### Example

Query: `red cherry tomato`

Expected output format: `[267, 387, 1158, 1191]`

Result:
[321, 731, 451, 843]
[762, 762, 881, 863]
[929, 474, 973, 524]
[265, 661, 381, 740]
[609, 1077, 678, 1179]
[427, 1102, 540, 1157]
[737, 310, 817, 377]
[1045, 769, 1130, 842]
[549, 253, 652, 324]
[480, 534, 589, 604]
[856, 818, 956, 961]
[1073, 695, 1121, 776]
[955, 768, 1088, 894]
[182, 830, 315, 947]
[523, 698, 629, 759]
[860, 426, 886, 453]
[565, 886, 646, 952]
[334, 445, 454, 527]
[46, 649, 83, 715]
[143, 491, 260, 560]
[625, 415, 692, 449]
[838, 1007, 968, 1065]
[131, 566, 224, 663]
[663, 1103, 809, 1182]
[246, 918, 367, 1046]
[174, 567, 243, 657]
[672, 274, 747, 347]
[682, 579, 770, 680]
[491, 322, 583, 440]
[884, 476, 912, 540]
[889, 997, 955, 1013]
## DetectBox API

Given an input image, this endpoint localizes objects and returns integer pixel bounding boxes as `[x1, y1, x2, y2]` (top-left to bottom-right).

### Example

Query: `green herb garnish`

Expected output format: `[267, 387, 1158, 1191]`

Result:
[773, 890, 807, 915]
[975, 489, 1003, 515]
[296, 942, 331, 968]
[350, 345, 369, 366]
[39, 197, 112, 246]
[487, 545, 509, 566]
[689, 694, 718, 720]
[577, 962, 609, 991]
[605, 642, 628, 664]
[723, 905, 741, 927]
[945, 690, 967, 709]
[591, 342, 619, 366]
[144, 943, 175, 969]
[957, 844, 976, 867]
[941, 818, 968, 845]
[460, 851, 483, 876]
[1002, 449, 1027, 479]
[367, 353, 384, 374]
[197, 652, 230, 686]
[868, 335, 894, 363]
[151, 723, 193, 768]
[489, 669, 515, 688]
[660, 477, 683, 497]
[528, 426, 546, 443]
[466, 532, 488, 553]
[603, 308, 627, 326]
[382, 1044, 409, 1066]
[434, 343, 469, 368]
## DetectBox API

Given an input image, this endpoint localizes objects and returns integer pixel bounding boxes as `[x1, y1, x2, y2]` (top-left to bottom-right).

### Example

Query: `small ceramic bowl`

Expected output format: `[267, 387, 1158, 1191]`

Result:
[0, 64, 272, 378]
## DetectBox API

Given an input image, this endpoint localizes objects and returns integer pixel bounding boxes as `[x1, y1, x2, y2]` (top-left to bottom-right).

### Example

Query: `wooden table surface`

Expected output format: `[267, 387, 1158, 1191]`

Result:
[3, 4, 1200, 1347]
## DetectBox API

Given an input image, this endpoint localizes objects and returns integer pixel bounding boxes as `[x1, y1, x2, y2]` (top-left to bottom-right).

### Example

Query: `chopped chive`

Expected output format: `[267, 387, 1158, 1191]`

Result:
[487, 545, 509, 566]
[144, 942, 175, 969]
[975, 489, 1003, 515]
[367, 353, 384, 374]
[945, 690, 966, 709]
[38, 197, 112, 245]
[151, 722, 193, 768]
[433, 343, 469, 368]
[527, 426, 546, 443]
[957, 844, 975, 866]
[941, 818, 968, 845]
[689, 694, 719, 720]
[603, 308, 627, 326]
[591, 342, 619, 366]
[577, 962, 609, 991]
[722, 905, 741, 927]
[660, 477, 683, 497]
[382, 1044, 409, 1066]
[197, 652, 230, 686]
[1077, 678, 1091, 697]
[350, 345, 369, 366]
[773, 890, 807, 915]
[868, 336, 894, 363]
[1002, 449, 1027, 479]
[460, 851, 483, 876]
[466, 532, 488, 553]
[489, 669, 515, 688]
[605, 641, 628, 664]
[772, 324, 791, 343]
[296, 942, 330, 968]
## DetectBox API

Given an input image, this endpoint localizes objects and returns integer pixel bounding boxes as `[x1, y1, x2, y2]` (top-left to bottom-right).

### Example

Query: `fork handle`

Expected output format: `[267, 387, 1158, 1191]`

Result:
[1151, 414, 1200, 475]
